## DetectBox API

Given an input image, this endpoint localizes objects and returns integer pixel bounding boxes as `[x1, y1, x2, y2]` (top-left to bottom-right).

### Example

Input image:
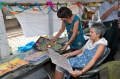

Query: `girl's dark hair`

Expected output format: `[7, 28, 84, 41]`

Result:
[57, 7, 72, 18]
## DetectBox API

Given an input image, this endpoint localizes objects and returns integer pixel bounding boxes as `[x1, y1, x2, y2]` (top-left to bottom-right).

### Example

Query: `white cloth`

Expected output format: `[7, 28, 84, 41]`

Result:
[12, 6, 61, 37]
[12, 6, 80, 37]
[77, 38, 107, 57]
[83, 37, 108, 50]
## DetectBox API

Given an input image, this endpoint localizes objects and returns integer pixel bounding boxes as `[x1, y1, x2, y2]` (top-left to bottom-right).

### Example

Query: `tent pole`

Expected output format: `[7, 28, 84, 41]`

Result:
[48, 6, 53, 39]
[0, 10, 10, 59]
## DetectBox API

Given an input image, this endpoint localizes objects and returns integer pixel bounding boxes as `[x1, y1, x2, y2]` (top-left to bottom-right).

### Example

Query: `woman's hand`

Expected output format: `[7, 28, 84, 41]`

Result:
[62, 53, 70, 58]
[68, 70, 83, 78]
[61, 44, 68, 51]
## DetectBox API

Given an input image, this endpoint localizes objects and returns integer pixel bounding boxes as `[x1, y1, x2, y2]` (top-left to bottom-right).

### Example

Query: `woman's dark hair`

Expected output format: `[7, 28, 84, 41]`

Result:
[57, 7, 72, 18]
[91, 22, 106, 38]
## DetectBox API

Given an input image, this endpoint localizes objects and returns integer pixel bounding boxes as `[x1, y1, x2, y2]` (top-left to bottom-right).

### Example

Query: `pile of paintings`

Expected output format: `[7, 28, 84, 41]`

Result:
[24, 51, 48, 62]
[0, 58, 29, 76]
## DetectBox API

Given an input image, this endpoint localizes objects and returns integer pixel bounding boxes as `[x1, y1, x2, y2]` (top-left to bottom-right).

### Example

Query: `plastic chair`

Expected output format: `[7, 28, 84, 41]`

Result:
[70, 47, 110, 79]
[100, 61, 120, 79]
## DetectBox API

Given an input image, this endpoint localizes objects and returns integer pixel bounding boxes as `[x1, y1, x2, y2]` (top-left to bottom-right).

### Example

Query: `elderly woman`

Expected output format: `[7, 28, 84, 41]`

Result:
[54, 23, 108, 79]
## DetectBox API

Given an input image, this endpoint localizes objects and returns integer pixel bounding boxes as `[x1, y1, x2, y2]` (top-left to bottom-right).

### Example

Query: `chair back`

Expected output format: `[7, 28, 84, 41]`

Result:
[93, 47, 110, 68]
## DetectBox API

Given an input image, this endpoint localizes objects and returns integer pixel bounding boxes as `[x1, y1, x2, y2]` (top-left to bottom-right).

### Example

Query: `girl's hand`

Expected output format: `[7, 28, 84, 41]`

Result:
[69, 70, 83, 78]
[51, 37, 57, 41]
[61, 44, 68, 51]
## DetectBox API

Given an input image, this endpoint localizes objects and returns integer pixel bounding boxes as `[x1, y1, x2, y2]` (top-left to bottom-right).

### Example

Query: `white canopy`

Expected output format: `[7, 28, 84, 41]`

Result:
[0, 0, 104, 3]
[0, 0, 105, 59]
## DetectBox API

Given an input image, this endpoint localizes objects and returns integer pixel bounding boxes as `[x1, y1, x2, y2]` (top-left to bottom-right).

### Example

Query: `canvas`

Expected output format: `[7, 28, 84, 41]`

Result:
[33, 37, 62, 51]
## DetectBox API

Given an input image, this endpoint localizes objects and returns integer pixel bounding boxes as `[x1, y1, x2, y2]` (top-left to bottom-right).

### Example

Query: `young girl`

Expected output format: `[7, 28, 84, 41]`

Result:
[51, 7, 85, 51]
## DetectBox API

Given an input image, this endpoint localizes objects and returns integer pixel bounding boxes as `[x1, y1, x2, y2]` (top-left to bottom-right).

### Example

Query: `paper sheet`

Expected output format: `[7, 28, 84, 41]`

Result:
[48, 48, 73, 71]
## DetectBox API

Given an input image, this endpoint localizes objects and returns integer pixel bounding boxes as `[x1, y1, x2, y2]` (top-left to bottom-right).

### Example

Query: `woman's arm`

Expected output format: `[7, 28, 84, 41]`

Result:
[62, 20, 79, 51]
[81, 44, 105, 73]
[66, 20, 79, 46]
[62, 47, 84, 58]
[52, 20, 65, 41]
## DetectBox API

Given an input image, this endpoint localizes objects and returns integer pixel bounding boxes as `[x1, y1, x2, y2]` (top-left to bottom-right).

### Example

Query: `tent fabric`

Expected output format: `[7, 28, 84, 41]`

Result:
[13, 6, 61, 37]
[0, 0, 104, 3]
[13, 6, 80, 37]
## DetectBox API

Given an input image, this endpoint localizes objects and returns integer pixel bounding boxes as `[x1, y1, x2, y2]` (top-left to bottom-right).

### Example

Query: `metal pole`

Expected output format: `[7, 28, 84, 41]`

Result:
[48, 6, 53, 39]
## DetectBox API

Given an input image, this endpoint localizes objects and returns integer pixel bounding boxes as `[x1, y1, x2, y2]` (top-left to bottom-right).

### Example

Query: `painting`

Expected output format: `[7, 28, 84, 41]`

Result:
[33, 37, 62, 51]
